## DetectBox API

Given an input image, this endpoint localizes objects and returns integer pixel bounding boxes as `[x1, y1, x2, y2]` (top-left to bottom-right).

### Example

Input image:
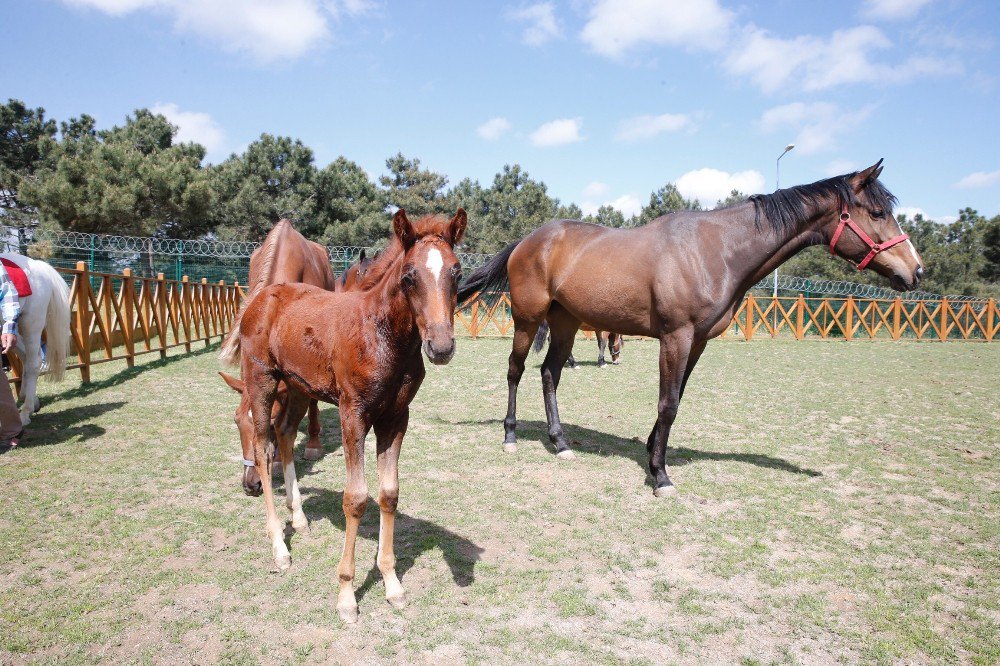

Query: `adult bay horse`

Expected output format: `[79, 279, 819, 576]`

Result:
[458, 161, 923, 497]
[219, 219, 337, 494]
[338, 249, 375, 291]
[230, 209, 466, 623]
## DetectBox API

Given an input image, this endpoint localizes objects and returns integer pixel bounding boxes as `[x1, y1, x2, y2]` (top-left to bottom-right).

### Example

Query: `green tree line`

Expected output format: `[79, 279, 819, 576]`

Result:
[2, 99, 998, 296]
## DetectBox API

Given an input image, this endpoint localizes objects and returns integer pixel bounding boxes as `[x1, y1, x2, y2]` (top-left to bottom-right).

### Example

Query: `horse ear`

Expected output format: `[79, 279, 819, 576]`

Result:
[218, 371, 245, 394]
[359, 249, 366, 262]
[393, 209, 415, 248]
[449, 208, 468, 246]
[851, 159, 884, 193]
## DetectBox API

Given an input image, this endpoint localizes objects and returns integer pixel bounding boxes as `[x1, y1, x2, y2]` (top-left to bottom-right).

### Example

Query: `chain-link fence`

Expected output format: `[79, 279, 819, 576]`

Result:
[0, 224, 987, 303]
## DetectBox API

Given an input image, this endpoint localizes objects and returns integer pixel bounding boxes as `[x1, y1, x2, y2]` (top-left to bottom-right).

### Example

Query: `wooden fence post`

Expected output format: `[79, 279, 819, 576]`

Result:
[122, 268, 136, 368]
[940, 297, 949, 341]
[74, 261, 92, 383]
[987, 298, 997, 342]
[745, 294, 755, 341]
[156, 272, 168, 359]
[181, 275, 192, 352]
[891, 297, 902, 341]
[845, 295, 854, 341]
[795, 293, 805, 340]
[217, 280, 226, 340]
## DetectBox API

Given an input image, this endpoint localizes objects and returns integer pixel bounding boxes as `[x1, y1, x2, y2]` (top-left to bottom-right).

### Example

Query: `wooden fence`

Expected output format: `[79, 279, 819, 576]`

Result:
[10, 271, 996, 386]
[455, 292, 1000, 342]
[9, 262, 243, 385]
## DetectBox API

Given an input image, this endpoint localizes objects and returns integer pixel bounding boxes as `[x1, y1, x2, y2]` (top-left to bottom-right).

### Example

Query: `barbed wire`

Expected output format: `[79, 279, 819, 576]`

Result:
[0, 225, 991, 302]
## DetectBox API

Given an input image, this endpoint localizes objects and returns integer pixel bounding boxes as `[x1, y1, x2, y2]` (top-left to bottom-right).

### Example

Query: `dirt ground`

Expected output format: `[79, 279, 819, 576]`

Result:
[0, 338, 997, 665]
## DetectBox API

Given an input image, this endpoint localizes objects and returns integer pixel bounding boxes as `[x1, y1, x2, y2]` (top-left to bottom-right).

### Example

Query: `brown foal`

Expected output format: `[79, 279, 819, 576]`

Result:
[220, 219, 337, 494]
[228, 209, 466, 623]
[459, 161, 924, 496]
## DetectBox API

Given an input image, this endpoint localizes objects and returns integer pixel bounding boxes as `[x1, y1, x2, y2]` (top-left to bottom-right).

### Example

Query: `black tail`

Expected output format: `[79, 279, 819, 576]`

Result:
[457, 240, 521, 306]
[532, 321, 549, 353]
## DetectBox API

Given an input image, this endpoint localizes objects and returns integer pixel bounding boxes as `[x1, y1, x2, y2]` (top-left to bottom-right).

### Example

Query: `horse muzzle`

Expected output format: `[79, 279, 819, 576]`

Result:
[422, 337, 456, 365]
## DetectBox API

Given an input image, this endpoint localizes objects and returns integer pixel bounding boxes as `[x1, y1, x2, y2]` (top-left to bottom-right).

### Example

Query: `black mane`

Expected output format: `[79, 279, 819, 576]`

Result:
[748, 172, 897, 234]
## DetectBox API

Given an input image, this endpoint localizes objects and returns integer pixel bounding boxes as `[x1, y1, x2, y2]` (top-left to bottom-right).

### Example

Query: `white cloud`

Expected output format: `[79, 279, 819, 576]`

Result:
[62, 0, 373, 62]
[825, 159, 859, 176]
[476, 117, 511, 141]
[725, 24, 959, 93]
[582, 182, 609, 198]
[509, 3, 562, 46]
[861, 0, 934, 21]
[615, 113, 693, 141]
[151, 103, 225, 159]
[954, 170, 1000, 189]
[759, 101, 874, 155]
[580, 0, 733, 58]
[581, 192, 642, 218]
[675, 168, 766, 205]
[895, 206, 928, 220]
[529, 117, 583, 147]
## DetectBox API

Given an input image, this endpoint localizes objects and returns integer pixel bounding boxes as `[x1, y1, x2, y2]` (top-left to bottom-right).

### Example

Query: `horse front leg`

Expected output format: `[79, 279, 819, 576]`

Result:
[245, 371, 288, 569]
[275, 394, 311, 535]
[647, 328, 695, 497]
[374, 407, 408, 609]
[596, 331, 608, 368]
[304, 399, 323, 461]
[336, 402, 370, 624]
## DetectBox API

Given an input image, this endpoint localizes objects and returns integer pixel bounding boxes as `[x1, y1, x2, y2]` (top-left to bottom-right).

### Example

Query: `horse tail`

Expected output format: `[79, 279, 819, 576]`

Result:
[532, 321, 549, 353]
[36, 261, 70, 382]
[218, 314, 242, 366]
[457, 239, 521, 306]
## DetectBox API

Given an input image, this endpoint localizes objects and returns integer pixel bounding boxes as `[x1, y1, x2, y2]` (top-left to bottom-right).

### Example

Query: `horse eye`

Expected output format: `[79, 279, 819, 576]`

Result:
[402, 269, 417, 287]
[451, 265, 462, 281]
[872, 209, 885, 219]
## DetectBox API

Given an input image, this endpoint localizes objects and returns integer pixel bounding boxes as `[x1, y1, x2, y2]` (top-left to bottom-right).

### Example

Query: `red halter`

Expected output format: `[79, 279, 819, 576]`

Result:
[828, 203, 909, 271]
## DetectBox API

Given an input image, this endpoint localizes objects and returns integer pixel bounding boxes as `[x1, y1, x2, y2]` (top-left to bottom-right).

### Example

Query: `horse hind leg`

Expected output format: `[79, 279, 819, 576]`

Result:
[541, 307, 579, 460]
[503, 319, 541, 453]
[16, 341, 42, 426]
[596, 331, 608, 368]
[303, 399, 323, 461]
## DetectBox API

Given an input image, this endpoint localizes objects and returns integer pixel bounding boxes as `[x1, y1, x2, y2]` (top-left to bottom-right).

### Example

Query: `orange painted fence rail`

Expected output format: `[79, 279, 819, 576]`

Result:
[455, 292, 999, 342]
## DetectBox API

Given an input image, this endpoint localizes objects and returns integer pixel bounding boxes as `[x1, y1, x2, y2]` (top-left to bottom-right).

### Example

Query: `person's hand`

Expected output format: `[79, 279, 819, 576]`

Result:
[1, 333, 16, 354]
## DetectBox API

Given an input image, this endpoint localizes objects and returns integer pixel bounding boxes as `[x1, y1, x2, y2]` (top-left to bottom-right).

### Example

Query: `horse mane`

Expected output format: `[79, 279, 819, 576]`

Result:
[748, 172, 898, 234]
[245, 219, 291, 299]
[356, 214, 455, 290]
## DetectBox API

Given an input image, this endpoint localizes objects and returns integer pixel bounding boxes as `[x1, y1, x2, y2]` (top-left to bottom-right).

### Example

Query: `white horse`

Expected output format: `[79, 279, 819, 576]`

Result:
[0, 253, 71, 425]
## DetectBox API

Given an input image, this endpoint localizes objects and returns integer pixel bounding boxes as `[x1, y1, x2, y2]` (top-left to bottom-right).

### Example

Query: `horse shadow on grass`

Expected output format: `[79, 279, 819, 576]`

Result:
[442, 417, 821, 488]
[11, 401, 126, 450]
[299, 487, 484, 604]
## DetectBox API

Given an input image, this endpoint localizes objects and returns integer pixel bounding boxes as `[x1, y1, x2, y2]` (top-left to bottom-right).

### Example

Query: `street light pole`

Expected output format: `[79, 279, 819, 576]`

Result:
[773, 143, 795, 299]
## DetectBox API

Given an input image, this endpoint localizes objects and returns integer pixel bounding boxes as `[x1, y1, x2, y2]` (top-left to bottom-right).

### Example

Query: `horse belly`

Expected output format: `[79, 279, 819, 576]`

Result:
[552, 254, 656, 337]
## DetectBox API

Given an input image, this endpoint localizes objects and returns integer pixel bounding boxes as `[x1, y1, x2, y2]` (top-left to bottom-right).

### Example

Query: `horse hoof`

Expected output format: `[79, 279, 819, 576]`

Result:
[292, 520, 310, 535]
[387, 592, 407, 609]
[556, 449, 576, 461]
[653, 484, 678, 498]
[274, 554, 292, 572]
[338, 604, 360, 624]
[502, 442, 517, 453]
[304, 447, 322, 461]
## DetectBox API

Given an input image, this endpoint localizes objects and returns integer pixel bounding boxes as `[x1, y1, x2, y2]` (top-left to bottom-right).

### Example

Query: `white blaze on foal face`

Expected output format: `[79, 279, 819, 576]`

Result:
[426, 247, 444, 285]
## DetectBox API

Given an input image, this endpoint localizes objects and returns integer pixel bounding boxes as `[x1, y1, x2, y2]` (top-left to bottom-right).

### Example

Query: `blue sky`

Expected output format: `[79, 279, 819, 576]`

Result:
[3, 0, 998, 223]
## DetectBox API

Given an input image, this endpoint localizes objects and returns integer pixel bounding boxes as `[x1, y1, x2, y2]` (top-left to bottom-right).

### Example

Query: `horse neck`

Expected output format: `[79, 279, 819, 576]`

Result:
[724, 199, 832, 292]
[366, 255, 421, 354]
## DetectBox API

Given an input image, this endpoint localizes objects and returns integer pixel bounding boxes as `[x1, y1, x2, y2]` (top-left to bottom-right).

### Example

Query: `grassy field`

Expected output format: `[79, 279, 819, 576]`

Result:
[0, 338, 997, 665]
